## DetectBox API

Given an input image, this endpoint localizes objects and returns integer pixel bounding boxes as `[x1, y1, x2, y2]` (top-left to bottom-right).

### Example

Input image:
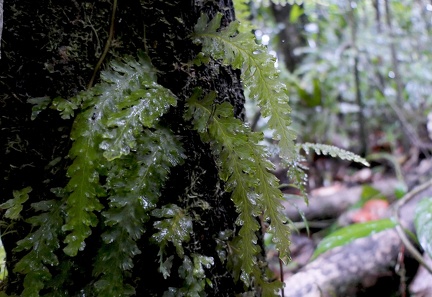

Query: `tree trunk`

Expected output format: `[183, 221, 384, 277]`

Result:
[270, 3, 307, 72]
[0, 1, 256, 296]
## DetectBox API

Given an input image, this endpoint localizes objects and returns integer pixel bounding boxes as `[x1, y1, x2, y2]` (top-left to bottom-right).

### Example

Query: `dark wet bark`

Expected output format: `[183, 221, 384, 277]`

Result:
[0, 1, 253, 295]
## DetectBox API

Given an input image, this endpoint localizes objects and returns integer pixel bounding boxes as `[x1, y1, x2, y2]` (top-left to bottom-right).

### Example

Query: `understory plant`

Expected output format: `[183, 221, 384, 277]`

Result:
[1, 9, 367, 296]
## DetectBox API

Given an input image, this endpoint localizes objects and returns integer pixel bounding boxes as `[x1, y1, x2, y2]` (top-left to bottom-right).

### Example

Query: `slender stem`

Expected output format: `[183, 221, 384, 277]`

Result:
[348, 1, 367, 155]
[0, 0, 3, 59]
[384, 0, 403, 106]
[87, 0, 118, 89]
[392, 179, 432, 275]
[279, 254, 285, 297]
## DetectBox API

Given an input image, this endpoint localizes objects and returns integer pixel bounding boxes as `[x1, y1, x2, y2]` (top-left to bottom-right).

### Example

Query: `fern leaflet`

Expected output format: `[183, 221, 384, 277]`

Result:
[60, 53, 178, 257]
[92, 128, 185, 295]
[13, 200, 63, 296]
[185, 91, 288, 294]
[193, 13, 297, 160]
[298, 143, 370, 166]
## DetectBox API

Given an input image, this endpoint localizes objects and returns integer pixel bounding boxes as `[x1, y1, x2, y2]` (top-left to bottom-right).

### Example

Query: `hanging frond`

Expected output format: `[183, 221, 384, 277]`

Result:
[61, 53, 178, 257]
[298, 142, 370, 166]
[185, 91, 288, 295]
[92, 128, 184, 296]
[13, 200, 63, 296]
[192, 13, 297, 161]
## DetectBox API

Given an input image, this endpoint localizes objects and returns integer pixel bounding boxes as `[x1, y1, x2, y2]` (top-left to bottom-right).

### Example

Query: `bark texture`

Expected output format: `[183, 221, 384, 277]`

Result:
[0, 1, 251, 295]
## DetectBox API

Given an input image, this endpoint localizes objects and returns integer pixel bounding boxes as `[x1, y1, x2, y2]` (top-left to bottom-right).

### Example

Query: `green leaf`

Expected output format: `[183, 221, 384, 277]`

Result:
[312, 219, 397, 259]
[415, 197, 432, 259]
[289, 4, 304, 23]
[186, 92, 291, 278]
[193, 13, 297, 160]
[27, 97, 51, 120]
[151, 204, 193, 258]
[298, 142, 370, 166]
[0, 187, 32, 220]
[13, 200, 63, 296]
[349, 185, 388, 209]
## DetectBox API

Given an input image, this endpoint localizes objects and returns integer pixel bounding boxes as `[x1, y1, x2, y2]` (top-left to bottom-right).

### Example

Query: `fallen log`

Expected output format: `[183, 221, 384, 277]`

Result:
[282, 179, 399, 222]
[283, 164, 432, 296]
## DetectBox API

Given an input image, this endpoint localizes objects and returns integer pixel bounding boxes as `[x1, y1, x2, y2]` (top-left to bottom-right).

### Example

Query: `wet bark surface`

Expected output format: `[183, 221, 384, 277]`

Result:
[0, 1, 252, 295]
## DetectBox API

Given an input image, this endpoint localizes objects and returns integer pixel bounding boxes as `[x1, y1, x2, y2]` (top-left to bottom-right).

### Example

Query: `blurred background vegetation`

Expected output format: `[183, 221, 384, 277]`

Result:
[244, 2, 432, 295]
[245, 0, 432, 178]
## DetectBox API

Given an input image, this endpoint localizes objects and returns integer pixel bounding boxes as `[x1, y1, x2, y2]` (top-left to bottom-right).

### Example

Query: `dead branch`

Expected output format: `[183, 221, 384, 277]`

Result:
[283, 168, 432, 296]
[283, 178, 399, 222]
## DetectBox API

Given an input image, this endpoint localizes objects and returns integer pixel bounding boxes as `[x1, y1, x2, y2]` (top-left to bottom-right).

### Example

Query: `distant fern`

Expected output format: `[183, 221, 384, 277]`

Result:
[298, 143, 370, 166]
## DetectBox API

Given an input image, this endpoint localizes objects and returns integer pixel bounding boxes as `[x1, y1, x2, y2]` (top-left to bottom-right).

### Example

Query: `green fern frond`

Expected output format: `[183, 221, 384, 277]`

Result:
[232, 0, 253, 32]
[151, 204, 193, 259]
[62, 109, 105, 257]
[298, 143, 370, 166]
[0, 187, 32, 220]
[254, 266, 283, 297]
[165, 254, 214, 296]
[260, 0, 304, 6]
[286, 155, 309, 201]
[13, 200, 63, 296]
[92, 128, 184, 295]
[101, 84, 177, 161]
[192, 13, 297, 160]
[59, 54, 178, 257]
[185, 91, 290, 285]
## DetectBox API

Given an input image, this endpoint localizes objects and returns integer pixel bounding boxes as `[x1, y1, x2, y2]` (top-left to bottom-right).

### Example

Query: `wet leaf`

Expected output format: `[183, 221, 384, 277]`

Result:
[415, 197, 432, 259]
[312, 219, 396, 259]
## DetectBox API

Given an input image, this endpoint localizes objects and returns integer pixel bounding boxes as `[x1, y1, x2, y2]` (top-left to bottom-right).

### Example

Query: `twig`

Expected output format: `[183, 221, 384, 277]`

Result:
[347, 3, 367, 155]
[0, 0, 3, 59]
[392, 179, 432, 275]
[250, 110, 261, 132]
[87, 0, 118, 89]
[279, 254, 285, 297]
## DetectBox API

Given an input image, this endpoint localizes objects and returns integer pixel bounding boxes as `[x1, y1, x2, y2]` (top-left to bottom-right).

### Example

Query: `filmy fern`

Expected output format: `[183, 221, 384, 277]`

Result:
[13, 200, 63, 297]
[163, 254, 214, 297]
[6, 54, 184, 295]
[61, 53, 178, 257]
[185, 91, 289, 293]
[0, 187, 32, 220]
[93, 128, 184, 296]
[298, 143, 370, 166]
[151, 203, 193, 280]
[193, 13, 297, 160]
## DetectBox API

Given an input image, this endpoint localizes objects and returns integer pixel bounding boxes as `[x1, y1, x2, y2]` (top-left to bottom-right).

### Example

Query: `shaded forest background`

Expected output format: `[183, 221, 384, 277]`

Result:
[245, 1, 432, 296]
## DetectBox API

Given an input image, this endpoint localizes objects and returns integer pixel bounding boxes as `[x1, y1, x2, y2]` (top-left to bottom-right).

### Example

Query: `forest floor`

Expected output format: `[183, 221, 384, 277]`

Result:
[269, 150, 432, 297]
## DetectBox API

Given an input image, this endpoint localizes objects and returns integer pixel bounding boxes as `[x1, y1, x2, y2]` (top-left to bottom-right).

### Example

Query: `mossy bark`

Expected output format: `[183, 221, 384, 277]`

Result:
[0, 0, 257, 296]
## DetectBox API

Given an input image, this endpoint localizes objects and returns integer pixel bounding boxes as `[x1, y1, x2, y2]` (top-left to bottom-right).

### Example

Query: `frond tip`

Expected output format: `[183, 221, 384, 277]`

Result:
[297, 143, 370, 166]
[192, 13, 297, 160]
[185, 90, 289, 292]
